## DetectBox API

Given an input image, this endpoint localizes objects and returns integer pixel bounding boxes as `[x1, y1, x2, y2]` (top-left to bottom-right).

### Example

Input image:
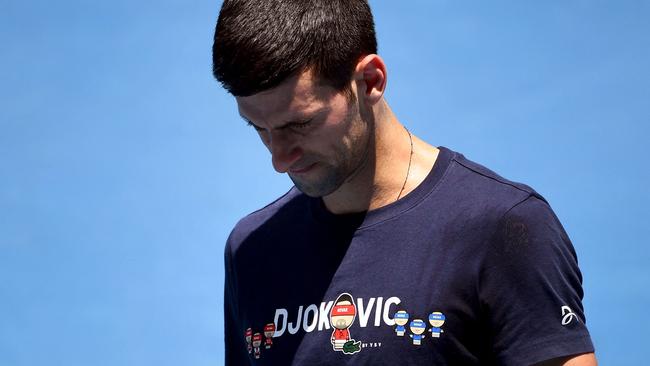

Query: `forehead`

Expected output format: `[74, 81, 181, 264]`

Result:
[236, 70, 336, 122]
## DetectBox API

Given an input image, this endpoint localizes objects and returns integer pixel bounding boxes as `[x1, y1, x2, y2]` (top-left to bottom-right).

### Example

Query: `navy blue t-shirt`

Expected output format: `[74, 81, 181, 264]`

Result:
[224, 147, 594, 365]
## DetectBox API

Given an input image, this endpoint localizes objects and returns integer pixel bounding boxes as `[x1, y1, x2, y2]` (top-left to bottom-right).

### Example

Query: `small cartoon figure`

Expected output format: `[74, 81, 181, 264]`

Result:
[244, 327, 253, 354]
[329, 293, 361, 354]
[263, 323, 276, 349]
[393, 310, 410, 336]
[409, 319, 427, 345]
[252, 332, 263, 359]
[428, 312, 446, 338]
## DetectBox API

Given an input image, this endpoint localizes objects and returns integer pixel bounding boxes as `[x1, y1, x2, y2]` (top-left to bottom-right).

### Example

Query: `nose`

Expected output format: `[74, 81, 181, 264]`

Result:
[267, 130, 303, 173]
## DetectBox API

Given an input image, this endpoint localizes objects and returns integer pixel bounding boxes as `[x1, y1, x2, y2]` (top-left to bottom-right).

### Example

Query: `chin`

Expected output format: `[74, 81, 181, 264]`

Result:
[290, 175, 341, 198]
[292, 183, 334, 198]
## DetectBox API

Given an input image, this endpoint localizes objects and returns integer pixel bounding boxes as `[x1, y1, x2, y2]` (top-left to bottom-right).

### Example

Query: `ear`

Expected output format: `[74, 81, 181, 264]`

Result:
[354, 54, 387, 106]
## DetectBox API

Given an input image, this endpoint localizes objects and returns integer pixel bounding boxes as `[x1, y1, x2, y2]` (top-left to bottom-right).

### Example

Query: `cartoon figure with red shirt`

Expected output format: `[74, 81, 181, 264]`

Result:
[329, 293, 361, 354]
[244, 327, 253, 354]
[263, 323, 275, 349]
[252, 332, 262, 359]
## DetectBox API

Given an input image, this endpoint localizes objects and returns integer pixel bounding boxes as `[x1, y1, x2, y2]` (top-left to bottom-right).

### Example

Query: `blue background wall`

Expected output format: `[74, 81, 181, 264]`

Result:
[1, 1, 648, 364]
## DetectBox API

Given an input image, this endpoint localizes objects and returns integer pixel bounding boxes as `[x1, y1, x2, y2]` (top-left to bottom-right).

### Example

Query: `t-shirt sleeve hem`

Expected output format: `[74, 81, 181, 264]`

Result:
[498, 331, 595, 366]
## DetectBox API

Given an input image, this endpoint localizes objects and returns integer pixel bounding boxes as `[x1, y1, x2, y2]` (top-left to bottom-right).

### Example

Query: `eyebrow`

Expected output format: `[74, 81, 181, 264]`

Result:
[240, 107, 331, 130]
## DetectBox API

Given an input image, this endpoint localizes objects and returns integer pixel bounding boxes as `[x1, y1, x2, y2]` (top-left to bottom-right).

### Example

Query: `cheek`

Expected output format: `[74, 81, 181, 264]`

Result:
[321, 115, 364, 153]
[303, 101, 364, 160]
[257, 131, 270, 147]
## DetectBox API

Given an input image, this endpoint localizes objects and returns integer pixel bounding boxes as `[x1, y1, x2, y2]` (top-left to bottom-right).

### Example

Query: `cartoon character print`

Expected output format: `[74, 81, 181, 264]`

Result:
[329, 293, 361, 354]
[244, 327, 253, 354]
[408, 319, 426, 345]
[263, 323, 275, 349]
[393, 310, 410, 336]
[252, 332, 263, 359]
[428, 312, 445, 338]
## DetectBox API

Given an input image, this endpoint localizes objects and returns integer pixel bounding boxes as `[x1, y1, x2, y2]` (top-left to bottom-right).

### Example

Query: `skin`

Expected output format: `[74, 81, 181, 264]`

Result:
[236, 55, 438, 214]
[235, 55, 596, 365]
[533, 353, 598, 366]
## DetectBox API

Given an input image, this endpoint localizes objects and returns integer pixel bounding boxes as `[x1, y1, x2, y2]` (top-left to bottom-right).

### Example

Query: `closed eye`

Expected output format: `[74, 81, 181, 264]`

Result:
[241, 116, 316, 132]
[245, 120, 265, 132]
[288, 119, 312, 129]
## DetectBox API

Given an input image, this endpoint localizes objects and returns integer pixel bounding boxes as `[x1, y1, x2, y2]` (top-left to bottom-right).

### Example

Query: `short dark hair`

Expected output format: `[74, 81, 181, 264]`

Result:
[212, 0, 378, 97]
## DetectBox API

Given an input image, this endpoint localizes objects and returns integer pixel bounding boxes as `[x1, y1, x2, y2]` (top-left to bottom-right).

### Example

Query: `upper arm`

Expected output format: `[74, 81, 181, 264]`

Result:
[479, 195, 595, 365]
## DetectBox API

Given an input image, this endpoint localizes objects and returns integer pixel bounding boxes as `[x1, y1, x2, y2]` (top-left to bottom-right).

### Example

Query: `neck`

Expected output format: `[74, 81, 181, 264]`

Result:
[322, 101, 439, 214]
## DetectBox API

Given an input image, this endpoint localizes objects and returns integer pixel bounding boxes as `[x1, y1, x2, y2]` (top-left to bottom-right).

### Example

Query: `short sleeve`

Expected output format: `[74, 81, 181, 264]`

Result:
[479, 195, 594, 365]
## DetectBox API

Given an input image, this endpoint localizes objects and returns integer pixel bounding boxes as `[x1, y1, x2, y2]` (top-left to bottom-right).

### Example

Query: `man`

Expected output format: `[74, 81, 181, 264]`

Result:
[212, 0, 597, 365]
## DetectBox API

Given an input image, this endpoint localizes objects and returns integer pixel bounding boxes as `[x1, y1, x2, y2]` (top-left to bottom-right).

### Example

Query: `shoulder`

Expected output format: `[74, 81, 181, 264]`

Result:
[441, 148, 572, 257]
[226, 186, 308, 253]
[436, 147, 550, 228]
[444, 152, 594, 364]
[448, 148, 542, 202]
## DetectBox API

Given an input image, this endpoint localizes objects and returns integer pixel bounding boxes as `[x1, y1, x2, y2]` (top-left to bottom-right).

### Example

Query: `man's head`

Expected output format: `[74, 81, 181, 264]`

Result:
[330, 293, 356, 330]
[213, 0, 386, 198]
[245, 327, 252, 342]
[428, 312, 445, 328]
[212, 0, 377, 97]
[252, 332, 262, 347]
[263, 323, 275, 338]
[394, 310, 410, 326]
[409, 319, 426, 335]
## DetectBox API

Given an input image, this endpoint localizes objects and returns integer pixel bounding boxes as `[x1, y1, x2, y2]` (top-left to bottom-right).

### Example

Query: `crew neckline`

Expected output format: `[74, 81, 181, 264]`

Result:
[309, 146, 454, 228]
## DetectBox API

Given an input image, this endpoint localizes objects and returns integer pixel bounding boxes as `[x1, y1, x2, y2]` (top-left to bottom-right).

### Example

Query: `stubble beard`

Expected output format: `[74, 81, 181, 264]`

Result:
[288, 153, 350, 197]
[289, 135, 364, 197]
[290, 98, 370, 198]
